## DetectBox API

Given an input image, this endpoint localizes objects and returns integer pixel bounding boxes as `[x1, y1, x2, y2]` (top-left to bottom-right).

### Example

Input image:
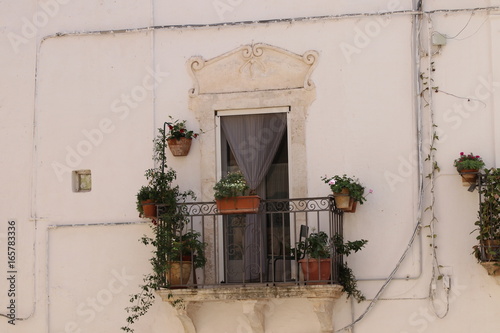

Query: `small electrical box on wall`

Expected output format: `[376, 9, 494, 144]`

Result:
[432, 32, 447, 46]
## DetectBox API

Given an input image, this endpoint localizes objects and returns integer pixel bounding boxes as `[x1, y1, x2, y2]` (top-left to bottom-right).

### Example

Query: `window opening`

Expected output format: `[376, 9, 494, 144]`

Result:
[219, 112, 289, 283]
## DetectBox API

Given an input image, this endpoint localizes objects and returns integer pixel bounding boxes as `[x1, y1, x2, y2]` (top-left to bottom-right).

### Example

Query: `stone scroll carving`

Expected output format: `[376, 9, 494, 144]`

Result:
[188, 43, 318, 96]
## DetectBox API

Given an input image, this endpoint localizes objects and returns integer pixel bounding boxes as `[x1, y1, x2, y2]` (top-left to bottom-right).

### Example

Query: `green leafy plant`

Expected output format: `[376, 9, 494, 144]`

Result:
[473, 168, 500, 261]
[135, 128, 193, 216]
[332, 234, 368, 257]
[333, 234, 368, 302]
[166, 116, 200, 141]
[124, 128, 202, 333]
[170, 230, 207, 269]
[296, 231, 332, 259]
[321, 174, 368, 204]
[213, 171, 250, 200]
[453, 152, 485, 172]
[136, 185, 159, 216]
[296, 231, 368, 302]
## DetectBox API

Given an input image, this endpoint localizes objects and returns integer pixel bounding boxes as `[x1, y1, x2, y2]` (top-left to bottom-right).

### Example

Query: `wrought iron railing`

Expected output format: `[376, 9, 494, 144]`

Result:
[158, 196, 344, 288]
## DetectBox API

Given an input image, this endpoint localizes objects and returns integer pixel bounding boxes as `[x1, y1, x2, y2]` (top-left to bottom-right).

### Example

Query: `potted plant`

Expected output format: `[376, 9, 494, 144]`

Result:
[453, 152, 485, 185]
[166, 230, 207, 286]
[297, 231, 333, 283]
[321, 174, 368, 212]
[296, 231, 367, 302]
[136, 126, 193, 219]
[213, 171, 260, 214]
[165, 116, 200, 156]
[473, 168, 500, 261]
[136, 185, 159, 219]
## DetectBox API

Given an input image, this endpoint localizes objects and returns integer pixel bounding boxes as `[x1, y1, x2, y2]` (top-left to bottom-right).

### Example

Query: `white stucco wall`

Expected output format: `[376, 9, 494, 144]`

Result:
[2, 1, 500, 332]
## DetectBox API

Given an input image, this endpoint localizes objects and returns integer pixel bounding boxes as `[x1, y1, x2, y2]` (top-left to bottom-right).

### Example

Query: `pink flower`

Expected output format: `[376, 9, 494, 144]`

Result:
[368, 189, 373, 194]
[460, 152, 464, 155]
[328, 179, 336, 185]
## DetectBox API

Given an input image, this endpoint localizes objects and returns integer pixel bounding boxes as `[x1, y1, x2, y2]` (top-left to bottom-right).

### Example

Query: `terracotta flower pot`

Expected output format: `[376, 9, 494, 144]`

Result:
[141, 199, 157, 219]
[299, 258, 331, 284]
[343, 200, 357, 213]
[459, 169, 478, 186]
[216, 195, 261, 214]
[167, 137, 192, 156]
[333, 188, 354, 211]
[166, 261, 192, 287]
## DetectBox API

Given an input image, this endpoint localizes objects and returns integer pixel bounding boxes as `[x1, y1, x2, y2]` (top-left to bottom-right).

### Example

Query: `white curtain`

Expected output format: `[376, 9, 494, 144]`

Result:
[221, 113, 287, 191]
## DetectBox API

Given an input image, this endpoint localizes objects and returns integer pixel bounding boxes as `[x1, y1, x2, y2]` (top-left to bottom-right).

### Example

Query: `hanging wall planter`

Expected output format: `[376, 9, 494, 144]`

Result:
[453, 152, 484, 186]
[459, 169, 479, 186]
[333, 189, 353, 211]
[344, 200, 357, 213]
[165, 116, 200, 157]
[322, 174, 369, 213]
[167, 137, 192, 156]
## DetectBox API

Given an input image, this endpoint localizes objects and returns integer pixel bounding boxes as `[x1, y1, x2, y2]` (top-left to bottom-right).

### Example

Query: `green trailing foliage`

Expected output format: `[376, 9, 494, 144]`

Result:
[473, 168, 500, 261]
[123, 127, 204, 333]
[296, 231, 368, 302]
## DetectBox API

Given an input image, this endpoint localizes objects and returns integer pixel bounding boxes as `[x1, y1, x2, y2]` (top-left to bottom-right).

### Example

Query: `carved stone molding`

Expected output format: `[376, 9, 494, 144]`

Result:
[479, 262, 500, 285]
[241, 300, 266, 333]
[159, 285, 343, 302]
[481, 261, 500, 276]
[310, 298, 335, 333]
[172, 302, 197, 333]
[188, 43, 319, 96]
[158, 285, 342, 333]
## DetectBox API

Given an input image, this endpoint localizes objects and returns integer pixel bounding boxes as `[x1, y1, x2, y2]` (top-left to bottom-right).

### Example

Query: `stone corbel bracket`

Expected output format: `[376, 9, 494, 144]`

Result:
[480, 262, 500, 285]
[187, 43, 319, 96]
[158, 285, 343, 333]
[481, 261, 500, 276]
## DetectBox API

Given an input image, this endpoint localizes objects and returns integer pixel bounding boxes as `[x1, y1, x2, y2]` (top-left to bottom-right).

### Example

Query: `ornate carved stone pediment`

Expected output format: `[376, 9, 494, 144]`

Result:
[188, 43, 318, 96]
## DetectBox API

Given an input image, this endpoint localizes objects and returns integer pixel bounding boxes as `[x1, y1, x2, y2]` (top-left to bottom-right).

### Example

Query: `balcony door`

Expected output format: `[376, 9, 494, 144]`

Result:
[217, 107, 289, 283]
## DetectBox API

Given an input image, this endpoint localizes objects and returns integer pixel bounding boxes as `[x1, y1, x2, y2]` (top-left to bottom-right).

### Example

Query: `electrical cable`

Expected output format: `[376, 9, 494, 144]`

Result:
[336, 220, 423, 332]
[446, 11, 474, 39]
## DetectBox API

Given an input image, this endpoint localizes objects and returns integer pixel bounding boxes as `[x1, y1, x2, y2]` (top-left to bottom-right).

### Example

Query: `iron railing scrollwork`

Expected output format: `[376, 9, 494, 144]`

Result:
[156, 196, 344, 288]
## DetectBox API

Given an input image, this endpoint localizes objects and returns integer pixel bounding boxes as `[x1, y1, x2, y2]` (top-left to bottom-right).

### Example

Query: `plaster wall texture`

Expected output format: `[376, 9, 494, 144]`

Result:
[1, 1, 500, 332]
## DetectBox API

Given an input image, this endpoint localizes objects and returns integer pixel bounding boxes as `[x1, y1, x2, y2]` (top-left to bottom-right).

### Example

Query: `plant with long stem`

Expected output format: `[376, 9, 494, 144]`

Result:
[123, 128, 197, 333]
